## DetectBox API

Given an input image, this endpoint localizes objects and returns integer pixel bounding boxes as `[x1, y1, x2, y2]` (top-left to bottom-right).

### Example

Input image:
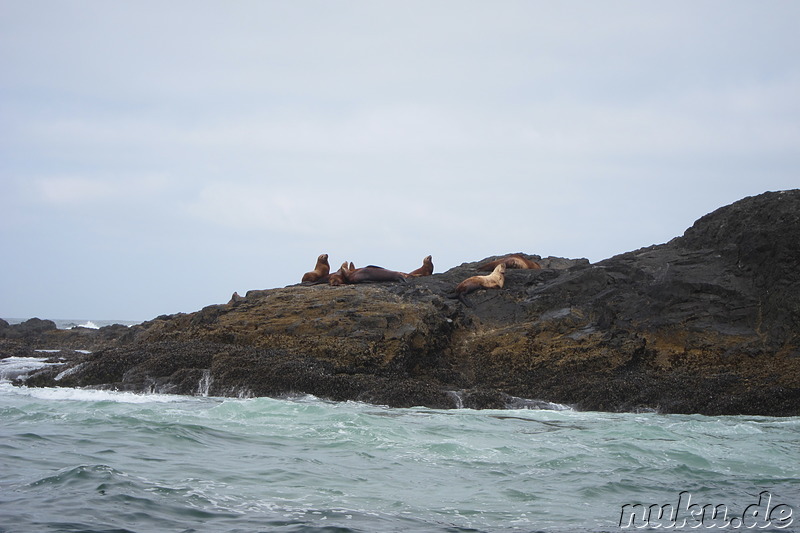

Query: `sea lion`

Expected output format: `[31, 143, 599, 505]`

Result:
[453, 263, 506, 306]
[328, 261, 349, 286]
[228, 291, 245, 305]
[301, 254, 330, 283]
[406, 255, 434, 277]
[343, 264, 407, 284]
[477, 254, 540, 271]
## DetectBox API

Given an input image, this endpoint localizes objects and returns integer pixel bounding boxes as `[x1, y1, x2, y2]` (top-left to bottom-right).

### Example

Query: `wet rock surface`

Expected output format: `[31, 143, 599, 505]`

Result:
[5, 190, 799, 415]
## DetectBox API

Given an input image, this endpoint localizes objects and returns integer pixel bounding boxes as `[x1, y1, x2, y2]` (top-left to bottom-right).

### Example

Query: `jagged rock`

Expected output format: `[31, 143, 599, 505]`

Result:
[12, 190, 800, 415]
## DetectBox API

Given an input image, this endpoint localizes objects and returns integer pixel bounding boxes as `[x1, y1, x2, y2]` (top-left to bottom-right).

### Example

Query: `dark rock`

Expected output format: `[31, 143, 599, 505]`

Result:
[14, 190, 800, 416]
[1, 318, 57, 339]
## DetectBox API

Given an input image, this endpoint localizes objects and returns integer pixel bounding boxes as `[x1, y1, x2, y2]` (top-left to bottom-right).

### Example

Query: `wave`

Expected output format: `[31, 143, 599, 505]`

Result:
[0, 382, 199, 404]
[19, 462, 449, 533]
[445, 389, 574, 411]
[60, 319, 139, 329]
[0, 356, 64, 382]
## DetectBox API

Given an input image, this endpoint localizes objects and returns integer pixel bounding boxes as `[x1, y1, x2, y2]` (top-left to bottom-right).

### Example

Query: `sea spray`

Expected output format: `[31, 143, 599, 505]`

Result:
[196, 369, 213, 397]
[0, 357, 64, 382]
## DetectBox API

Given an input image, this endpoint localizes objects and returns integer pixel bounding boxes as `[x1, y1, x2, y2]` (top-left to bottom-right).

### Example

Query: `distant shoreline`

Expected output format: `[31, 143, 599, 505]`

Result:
[2, 318, 142, 330]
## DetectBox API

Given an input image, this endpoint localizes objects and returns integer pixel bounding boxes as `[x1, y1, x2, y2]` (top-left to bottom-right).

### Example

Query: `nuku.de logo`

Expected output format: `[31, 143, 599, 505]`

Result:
[619, 491, 793, 529]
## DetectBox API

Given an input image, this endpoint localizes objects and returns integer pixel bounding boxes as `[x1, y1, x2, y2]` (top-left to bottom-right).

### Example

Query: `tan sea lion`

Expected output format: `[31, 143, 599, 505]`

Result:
[343, 264, 407, 284]
[301, 254, 330, 283]
[477, 254, 540, 271]
[453, 263, 506, 306]
[406, 255, 433, 277]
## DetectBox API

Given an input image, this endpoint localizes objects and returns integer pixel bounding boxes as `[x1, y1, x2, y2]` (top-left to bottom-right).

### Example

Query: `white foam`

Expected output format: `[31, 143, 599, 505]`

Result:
[54, 362, 86, 381]
[0, 382, 194, 404]
[505, 395, 574, 411]
[58, 320, 102, 330]
[62, 320, 101, 329]
[0, 357, 64, 382]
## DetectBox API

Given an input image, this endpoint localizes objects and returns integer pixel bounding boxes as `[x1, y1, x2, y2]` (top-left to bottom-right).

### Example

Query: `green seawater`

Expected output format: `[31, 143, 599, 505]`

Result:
[0, 373, 798, 532]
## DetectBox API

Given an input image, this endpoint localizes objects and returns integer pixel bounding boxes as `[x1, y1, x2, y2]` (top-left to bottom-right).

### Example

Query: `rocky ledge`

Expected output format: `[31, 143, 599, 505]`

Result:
[4, 190, 799, 416]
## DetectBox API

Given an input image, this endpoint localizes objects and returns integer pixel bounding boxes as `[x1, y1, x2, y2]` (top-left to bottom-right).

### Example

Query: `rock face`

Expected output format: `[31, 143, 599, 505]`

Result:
[7, 190, 800, 415]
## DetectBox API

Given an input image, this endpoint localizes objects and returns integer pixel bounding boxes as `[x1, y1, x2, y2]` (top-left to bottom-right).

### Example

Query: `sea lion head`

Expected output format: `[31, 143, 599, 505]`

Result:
[329, 261, 349, 286]
[505, 257, 526, 269]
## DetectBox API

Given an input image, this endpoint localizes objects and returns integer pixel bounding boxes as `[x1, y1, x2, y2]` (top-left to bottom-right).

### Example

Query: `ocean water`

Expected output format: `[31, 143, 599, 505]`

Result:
[0, 358, 798, 533]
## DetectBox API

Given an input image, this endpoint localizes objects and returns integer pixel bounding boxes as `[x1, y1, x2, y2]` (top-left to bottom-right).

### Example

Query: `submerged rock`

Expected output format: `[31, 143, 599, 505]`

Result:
[11, 190, 800, 415]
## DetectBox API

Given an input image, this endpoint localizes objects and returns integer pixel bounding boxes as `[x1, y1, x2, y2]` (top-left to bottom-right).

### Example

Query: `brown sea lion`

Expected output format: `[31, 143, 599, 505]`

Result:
[301, 254, 330, 283]
[328, 261, 349, 286]
[228, 291, 245, 305]
[477, 254, 540, 271]
[406, 255, 433, 277]
[343, 264, 407, 284]
[453, 263, 506, 306]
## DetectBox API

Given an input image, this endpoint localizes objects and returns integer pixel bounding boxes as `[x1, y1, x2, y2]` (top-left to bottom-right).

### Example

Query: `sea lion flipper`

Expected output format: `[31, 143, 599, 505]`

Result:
[458, 294, 474, 307]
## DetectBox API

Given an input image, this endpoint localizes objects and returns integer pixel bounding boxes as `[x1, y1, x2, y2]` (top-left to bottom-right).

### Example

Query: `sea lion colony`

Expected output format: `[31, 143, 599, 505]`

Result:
[301, 255, 428, 286]
[300, 253, 539, 305]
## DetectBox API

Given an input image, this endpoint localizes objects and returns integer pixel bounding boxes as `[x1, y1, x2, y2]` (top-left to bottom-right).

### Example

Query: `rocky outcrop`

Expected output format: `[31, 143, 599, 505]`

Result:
[1, 318, 135, 357]
[7, 190, 800, 415]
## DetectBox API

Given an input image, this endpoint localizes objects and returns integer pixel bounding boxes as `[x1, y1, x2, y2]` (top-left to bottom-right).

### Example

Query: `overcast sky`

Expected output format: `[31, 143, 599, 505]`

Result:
[1, 1, 799, 322]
